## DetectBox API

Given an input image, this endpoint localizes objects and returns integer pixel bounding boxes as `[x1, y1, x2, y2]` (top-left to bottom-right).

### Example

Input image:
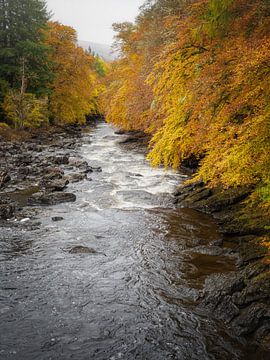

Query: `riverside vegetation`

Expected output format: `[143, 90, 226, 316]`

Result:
[0, 0, 270, 358]
[101, 0, 270, 232]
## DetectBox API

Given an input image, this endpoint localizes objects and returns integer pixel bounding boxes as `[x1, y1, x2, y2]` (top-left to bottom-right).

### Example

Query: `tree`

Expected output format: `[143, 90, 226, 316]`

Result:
[0, 0, 53, 99]
[45, 22, 99, 124]
[102, 0, 270, 212]
[3, 91, 48, 128]
[93, 56, 107, 77]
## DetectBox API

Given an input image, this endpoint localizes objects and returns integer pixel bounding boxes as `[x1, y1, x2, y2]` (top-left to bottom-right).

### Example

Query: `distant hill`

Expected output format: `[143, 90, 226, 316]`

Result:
[78, 41, 116, 62]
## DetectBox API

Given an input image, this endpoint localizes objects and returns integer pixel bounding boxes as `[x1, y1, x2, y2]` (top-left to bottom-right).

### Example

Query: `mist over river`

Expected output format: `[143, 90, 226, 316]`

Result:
[0, 123, 249, 359]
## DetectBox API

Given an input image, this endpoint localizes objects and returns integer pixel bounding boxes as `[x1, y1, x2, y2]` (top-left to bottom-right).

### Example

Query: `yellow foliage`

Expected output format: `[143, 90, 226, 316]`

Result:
[45, 22, 99, 125]
[146, 46, 202, 168]
[101, 56, 153, 131]
[102, 0, 270, 210]
[3, 91, 48, 129]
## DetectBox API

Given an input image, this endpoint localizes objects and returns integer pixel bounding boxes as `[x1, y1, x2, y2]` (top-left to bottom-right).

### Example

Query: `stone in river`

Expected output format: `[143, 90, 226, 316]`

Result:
[52, 216, 64, 222]
[0, 199, 15, 219]
[68, 246, 97, 254]
[28, 192, 76, 206]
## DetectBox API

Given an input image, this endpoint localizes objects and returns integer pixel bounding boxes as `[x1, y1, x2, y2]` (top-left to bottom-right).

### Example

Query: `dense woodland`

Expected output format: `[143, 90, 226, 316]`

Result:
[101, 0, 270, 218]
[0, 0, 269, 217]
[0, 0, 105, 128]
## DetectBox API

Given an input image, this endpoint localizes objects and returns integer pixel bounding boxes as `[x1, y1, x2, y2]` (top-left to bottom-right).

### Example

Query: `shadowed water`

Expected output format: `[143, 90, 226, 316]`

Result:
[0, 123, 246, 359]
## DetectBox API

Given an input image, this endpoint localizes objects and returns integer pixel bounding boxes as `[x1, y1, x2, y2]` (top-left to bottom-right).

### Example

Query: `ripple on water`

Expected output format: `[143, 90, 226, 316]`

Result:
[0, 123, 246, 359]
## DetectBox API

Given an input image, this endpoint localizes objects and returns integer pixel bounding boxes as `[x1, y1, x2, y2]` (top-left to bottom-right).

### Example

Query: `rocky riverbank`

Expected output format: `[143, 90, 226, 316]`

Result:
[1, 124, 269, 358]
[174, 181, 270, 356]
[0, 124, 101, 227]
[117, 130, 270, 355]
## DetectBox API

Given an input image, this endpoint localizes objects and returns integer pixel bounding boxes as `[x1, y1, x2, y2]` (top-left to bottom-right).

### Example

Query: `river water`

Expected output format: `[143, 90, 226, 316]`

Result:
[0, 123, 246, 359]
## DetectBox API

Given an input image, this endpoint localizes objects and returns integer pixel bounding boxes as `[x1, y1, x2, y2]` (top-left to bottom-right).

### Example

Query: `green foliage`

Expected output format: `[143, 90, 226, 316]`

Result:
[203, 0, 234, 37]
[0, 0, 53, 97]
[258, 181, 270, 203]
[93, 56, 107, 77]
[3, 91, 48, 129]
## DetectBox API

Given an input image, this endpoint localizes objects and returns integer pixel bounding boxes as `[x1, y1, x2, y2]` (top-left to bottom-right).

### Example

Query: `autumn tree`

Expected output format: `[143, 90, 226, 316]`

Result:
[3, 91, 48, 128]
[102, 0, 270, 211]
[45, 22, 99, 125]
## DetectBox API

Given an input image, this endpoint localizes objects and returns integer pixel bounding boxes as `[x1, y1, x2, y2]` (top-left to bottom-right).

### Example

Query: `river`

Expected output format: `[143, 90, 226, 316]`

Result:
[0, 123, 247, 359]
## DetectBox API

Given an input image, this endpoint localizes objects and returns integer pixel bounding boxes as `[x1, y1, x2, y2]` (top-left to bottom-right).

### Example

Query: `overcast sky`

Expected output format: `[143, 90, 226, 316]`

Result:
[46, 0, 145, 45]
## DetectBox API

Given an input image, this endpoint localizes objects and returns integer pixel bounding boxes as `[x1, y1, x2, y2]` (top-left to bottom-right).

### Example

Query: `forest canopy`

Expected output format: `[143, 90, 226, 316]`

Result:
[0, 0, 105, 128]
[101, 0, 270, 212]
[0, 0, 269, 213]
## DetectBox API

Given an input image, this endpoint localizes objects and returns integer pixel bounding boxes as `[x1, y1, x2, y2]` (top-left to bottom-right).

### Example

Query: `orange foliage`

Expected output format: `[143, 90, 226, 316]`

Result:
[45, 22, 99, 124]
[102, 0, 270, 210]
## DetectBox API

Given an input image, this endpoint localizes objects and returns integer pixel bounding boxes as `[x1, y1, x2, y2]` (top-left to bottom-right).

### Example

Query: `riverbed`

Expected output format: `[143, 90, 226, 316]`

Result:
[0, 123, 249, 359]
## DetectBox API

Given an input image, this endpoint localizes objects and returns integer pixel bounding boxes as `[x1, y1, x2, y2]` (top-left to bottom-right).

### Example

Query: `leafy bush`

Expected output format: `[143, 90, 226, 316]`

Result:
[3, 91, 48, 129]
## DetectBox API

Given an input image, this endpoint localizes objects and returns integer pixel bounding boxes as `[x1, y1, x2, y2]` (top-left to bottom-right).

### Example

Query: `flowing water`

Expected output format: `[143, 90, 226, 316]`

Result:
[0, 123, 246, 359]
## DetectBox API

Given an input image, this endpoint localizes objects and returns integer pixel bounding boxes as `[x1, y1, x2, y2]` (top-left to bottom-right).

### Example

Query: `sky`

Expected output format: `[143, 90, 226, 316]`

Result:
[46, 0, 145, 45]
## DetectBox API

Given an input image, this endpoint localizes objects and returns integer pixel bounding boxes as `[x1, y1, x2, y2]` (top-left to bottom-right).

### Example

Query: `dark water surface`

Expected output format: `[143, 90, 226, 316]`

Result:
[0, 124, 246, 359]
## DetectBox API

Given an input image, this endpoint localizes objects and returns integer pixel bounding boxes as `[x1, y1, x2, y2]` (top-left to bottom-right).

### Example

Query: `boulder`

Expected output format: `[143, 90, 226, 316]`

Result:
[52, 216, 64, 222]
[232, 303, 270, 336]
[41, 178, 69, 192]
[65, 173, 87, 183]
[43, 168, 64, 181]
[0, 171, 11, 188]
[49, 155, 69, 165]
[68, 246, 97, 254]
[28, 192, 76, 206]
[0, 199, 16, 219]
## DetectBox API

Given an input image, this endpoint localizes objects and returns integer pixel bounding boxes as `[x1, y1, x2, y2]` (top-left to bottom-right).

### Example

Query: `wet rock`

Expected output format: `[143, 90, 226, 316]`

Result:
[69, 158, 95, 173]
[202, 272, 245, 308]
[15, 154, 32, 166]
[236, 242, 269, 267]
[65, 141, 77, 149]
[190, 245, 233, 257]
[215, 295, 240, 322]
[43, 168, 64, 181]
[68, 246, 97, 254]
[232, 303, 270, 336]
[242, 262, 270, 279]
[0, 171, 11, 188]
[28, 192, 76, 206]
[68, 158, 84, 167]
[119, 131, 148, 144]
[114, 129, 127, 135]
[209, 238, 224, 247]
[18, 166, 32, 176]
[91, 166, 102, 173]
[52, 216, 64, 222]
[200, 259, 270, 348]
[182, 188, 213, 207]
[77, 161, 90, 170]
[49, 155, 69, 165]
[173, 181, 204, 197]
[27, 144, 43, 153]
[195, 187, 252, 213]
[174, 183, 253, 216]
[254, 324, 270, 350]
[232, 273, 270, 306]
[81, 165, 94, 174]
[65, 173, 87, 183]
[41, 178, 69, 192]
[0, 199, 16, 219]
